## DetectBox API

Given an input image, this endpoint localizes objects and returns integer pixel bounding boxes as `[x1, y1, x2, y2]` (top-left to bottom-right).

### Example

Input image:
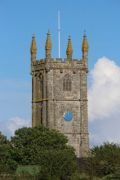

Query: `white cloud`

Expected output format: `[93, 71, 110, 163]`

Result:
[0, 78, 31, 137]
[0, 117, 31, 137]
[88, 57, 120, 146]
[89, 57, 120, 121]
[7, 117, 31, 136]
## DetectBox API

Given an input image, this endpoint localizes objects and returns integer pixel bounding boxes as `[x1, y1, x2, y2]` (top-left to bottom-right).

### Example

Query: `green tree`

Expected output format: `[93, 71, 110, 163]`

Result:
[78, 143, 120, 179]
[0, 132, 17, 174]
[11, 126, 77, 179]
[91, 143, 120, 178]
[0, 132, 8, 144]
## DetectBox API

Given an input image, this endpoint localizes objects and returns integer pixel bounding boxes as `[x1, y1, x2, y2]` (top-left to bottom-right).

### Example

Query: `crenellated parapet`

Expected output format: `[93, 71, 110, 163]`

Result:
[31, 59, 88, 74]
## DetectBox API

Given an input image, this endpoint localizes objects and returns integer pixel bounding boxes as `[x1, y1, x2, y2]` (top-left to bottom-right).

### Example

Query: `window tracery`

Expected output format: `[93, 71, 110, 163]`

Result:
[63, 74, 71, 91]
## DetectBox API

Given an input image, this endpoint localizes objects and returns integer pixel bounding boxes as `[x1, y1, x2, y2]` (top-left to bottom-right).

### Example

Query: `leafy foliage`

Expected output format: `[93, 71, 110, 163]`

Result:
[1, 127, 120, 179]
[0, 132, 8, 144]
[91, 143, 120, 177]
[11, 126, 77, 179]
[16, 165, 40, 176]
[79, 143, 120, 179]
[11, 126, 68, 164]
[0, 132, 17, 173]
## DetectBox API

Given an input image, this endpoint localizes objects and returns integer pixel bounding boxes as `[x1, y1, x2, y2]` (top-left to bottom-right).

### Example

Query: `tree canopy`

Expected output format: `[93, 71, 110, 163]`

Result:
[0, 128, 120, 179]
[79, 142, 120, 179]
[0, 132, 17, 173]
[91, 143, 120, 177]
[10, 126, 77, 179]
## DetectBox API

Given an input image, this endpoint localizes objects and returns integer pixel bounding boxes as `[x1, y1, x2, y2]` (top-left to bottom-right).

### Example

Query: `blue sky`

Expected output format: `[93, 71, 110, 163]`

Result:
[0, 0, 120, 145]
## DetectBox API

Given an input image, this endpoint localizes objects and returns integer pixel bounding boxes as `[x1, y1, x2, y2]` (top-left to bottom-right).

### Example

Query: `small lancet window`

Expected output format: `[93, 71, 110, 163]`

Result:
[63, 74, 72, 91]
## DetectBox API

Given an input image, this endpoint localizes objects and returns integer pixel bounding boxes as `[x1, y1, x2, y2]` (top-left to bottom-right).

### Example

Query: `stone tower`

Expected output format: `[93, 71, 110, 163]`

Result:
[30, 31, 89, 157]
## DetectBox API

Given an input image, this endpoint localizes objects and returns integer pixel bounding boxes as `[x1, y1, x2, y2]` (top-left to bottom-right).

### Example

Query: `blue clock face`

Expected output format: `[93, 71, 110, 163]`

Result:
[63, 112, 73, 121]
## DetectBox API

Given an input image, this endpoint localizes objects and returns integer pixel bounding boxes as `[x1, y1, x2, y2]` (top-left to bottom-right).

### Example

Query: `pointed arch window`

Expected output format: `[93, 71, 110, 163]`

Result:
[63, 74, 72, 91]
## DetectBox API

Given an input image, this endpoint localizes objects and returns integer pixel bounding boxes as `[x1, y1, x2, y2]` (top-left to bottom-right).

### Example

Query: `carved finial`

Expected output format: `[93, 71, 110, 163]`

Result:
[45, 30, 52, 59]
[82, 31, 88, 53]
[45, 30, 52, 50]
[66, 36, 73, 59]
[30, 34, 37, 55]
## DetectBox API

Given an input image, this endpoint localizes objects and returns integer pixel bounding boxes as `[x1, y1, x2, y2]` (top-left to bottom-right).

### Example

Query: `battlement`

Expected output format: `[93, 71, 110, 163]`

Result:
[31, 58, 88, 73]
[32, 58, 82, 65]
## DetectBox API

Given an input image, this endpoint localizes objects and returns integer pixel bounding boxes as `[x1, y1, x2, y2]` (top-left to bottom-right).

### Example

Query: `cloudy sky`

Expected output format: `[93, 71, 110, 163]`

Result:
[0, 0, 120, 146]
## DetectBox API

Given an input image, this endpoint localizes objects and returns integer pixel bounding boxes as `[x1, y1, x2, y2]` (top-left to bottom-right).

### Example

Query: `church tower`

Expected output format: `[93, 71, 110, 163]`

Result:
[30, 31, 89, 157]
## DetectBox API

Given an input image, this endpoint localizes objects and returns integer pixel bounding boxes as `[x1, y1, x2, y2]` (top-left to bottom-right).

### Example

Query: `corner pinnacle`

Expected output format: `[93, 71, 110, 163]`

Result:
[82, 31, 88, 53]
[66, 36, 73, 59]
[45, 30, 52, 50]
[30, 34, 37, 54]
